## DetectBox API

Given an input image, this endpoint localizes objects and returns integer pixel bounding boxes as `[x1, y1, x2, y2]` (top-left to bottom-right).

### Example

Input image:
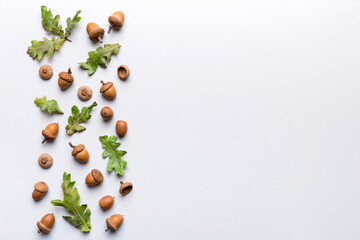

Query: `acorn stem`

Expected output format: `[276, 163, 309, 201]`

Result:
[120, 181, 124, 184]
[65, 37, 72, 42]
[68, 68, 72, 74]
[108, 26, 112, 34]
[101, 80, 105, 85]
[38, 229, 41, 234]
[68, 142, 75, 148]
[105, 227, 109, 232]
[98, 36, 103, 43]
[42, 138, 47, 144]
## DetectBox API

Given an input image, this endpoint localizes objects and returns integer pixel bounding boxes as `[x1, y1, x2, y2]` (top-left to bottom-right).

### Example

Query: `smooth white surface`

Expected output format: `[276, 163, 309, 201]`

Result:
[1, 0, 360, 239]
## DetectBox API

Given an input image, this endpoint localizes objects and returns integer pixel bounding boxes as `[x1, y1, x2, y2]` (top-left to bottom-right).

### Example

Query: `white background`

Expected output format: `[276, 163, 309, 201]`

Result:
[1, 0, 360, 239]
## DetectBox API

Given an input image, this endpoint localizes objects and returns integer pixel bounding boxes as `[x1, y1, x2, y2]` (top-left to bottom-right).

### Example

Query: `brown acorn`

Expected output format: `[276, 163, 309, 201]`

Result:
[100, 81, 116, 100]
[105, 214, 124, 232]
[100, 106, 113, 120]
[99, 195, 114, 210]
[85, 169, 104, 186]
[119, 181, 133, 196]
[69, 142, 89, 163]
[87, 22, 105, 43]
[37, 213, 55, 233]
[42, 123, 59, 144]
[108, 11, 125, 34]
[32, 181, 49, 201]
[58, 68, 74, 90]
[116, 120, 128, 137]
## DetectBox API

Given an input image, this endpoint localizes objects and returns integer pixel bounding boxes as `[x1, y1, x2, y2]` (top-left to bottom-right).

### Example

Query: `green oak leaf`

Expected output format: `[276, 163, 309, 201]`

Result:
[27, 37, 65, 60]
[65, 101, 97, 135]
[34, 96, 63, 114]
[99, 135, 127, 175]
[51, 172, 91, 232]
[79, 43, 121, 75]
[65, 10, 81, 38]
[41, 6, 64, 38]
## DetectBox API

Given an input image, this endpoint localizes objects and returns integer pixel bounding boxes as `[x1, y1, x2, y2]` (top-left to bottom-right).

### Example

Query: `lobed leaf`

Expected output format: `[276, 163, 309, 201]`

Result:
[41, 6, 64, 38]
[51, 172, 91, 232]
[99, 135, 127, 175]
[34, 96, 63, 114]
[65, 10, 81, 38]
[27, 37, 64, 60]
[78, 43, 121, 75]
[65, 102, 97, 135]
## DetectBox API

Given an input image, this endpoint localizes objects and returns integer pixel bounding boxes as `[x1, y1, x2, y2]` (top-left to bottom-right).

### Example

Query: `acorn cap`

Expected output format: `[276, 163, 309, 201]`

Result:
[37, 221, 50, 233]
[100, 81, 113, 93]
[42, 129, 56, 140]
[34, 182, 49, 193]
[92, 169, 103, 183]
[72, 144, 85, 156]
[58, 70, 74, 83]
[38, 153, 53, 169]
[39, 65, 53, 80]
[119, 181, 133, 196]
[108, 16, 123, 28]
[117, 65, 130, 80]
[89, 28, 105, 41]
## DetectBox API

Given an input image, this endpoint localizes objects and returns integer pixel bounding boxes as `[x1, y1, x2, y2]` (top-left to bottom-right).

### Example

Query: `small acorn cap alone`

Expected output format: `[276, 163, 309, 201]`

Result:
[58, 68, 74, 83]
[39, 65, 53, 80]
[77, 86, 92, 101]
[119, 181, 133, 196]
[100, 81, 114, 93]
[38, 153, 53, 169]
[117, 65, 130, 80]
[69, 143, 85, 156]
[92, 169, 104, 184]
[34, 181, 49, 193]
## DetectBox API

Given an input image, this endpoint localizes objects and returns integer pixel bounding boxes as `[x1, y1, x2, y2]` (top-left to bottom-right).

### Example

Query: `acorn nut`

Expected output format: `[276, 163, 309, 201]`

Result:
[39, 65, 53, 80]
[99, 195, 114, 210]
[69, 142, 89, 163]
[119, 181, 133, 196]
[37, 213, 55, 233]
[32, 181, 49, 201]
[116, 120, 128, 137]
[85, 169, 104, 186]
[100, 80, 116, 100]
[108, 11, 125, 34]
[77, 86, 92, 101]
[117, 65, 130, 80]
[42, 123, 59, 144]
[38, 153, 53, 169]
[105, 214, 124, 232]
[58, 68, 74, 90]
[87, 22, 105, 43]
[100, 106, 113, 120]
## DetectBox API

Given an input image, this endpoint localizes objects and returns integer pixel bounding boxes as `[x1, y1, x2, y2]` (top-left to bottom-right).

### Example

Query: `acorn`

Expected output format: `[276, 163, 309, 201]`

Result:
[100, 80, 116, 100]
[69, 142, 89, 163]
[42, 123, 59, 144]
[38, 153, 53, 169]
[39, 65, 53, 80]
[100, 106, 113, 120]
[105, 214, 124, 232]
[117, 65, 130, 80]
[119, 181, 133, 196]
[58, 68, 74, 90]
[32, 181, 49, 201]
[85, 169, 104, 186]
[108, 11, 125, 34]
[37, 213, 55, 233]
[86, 22, 105, 43]
[99, 195, 114, 210]
[116, 120, 128, 137]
